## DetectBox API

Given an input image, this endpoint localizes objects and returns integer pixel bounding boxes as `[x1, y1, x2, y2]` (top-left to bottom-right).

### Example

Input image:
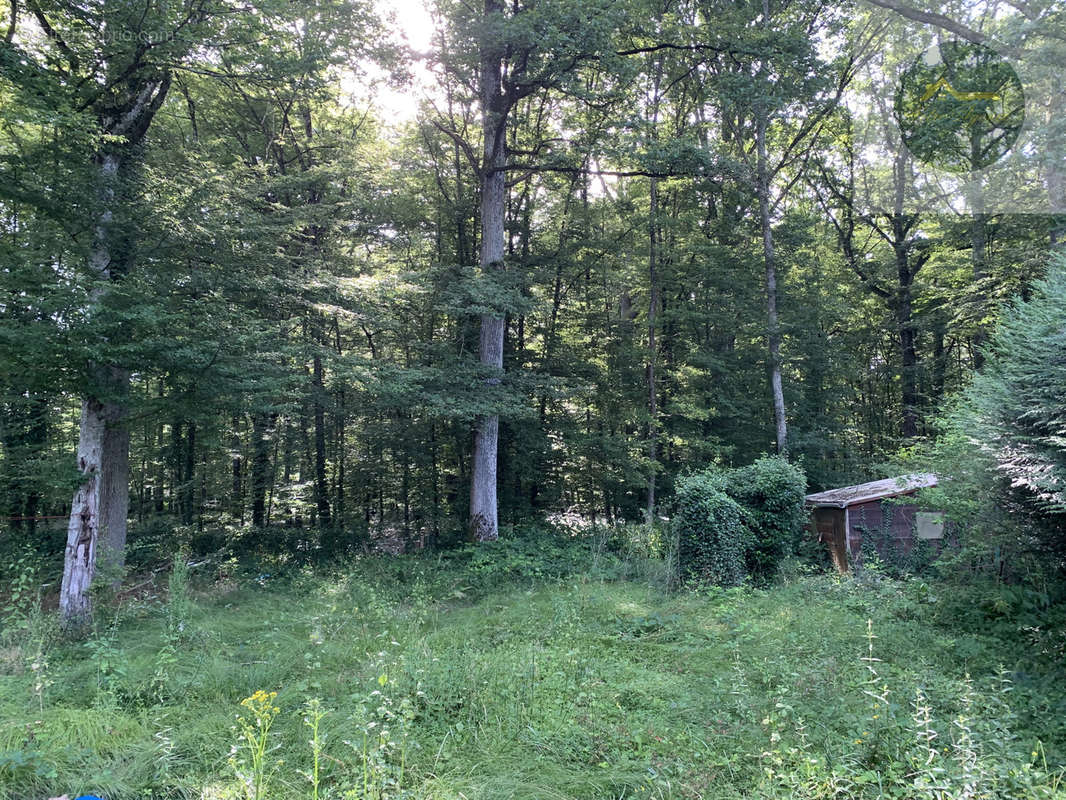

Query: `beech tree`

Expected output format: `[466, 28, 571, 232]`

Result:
[2, 0, 379, 622]
[433, 0, 622, 540]
[0, 0, 225, 623]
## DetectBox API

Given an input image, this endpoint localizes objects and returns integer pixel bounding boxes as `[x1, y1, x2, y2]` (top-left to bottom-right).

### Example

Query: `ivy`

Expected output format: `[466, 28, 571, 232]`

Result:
[674, 473, 748, 587]
[674, 456, 806, 586]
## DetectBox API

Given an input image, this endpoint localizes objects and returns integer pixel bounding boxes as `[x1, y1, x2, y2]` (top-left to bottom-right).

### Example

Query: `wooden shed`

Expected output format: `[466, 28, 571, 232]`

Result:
[806, 474, 941, 572]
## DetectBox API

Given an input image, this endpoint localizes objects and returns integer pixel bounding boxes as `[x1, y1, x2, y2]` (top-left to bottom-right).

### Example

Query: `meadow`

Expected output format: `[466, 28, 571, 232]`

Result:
[1, 530, 1064, 799]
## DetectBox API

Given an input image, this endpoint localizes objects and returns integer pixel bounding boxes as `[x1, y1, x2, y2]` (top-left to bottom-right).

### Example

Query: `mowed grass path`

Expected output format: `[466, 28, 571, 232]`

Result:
[1, 554, 1064, 799]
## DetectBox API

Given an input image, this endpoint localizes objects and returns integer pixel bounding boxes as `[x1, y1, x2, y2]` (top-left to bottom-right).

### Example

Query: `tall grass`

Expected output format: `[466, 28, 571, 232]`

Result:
[0, 527, 1062, 799]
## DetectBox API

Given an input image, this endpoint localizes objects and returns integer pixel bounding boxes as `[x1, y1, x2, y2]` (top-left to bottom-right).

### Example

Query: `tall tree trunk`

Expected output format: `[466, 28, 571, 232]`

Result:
[231, 414, 243, 523]
[335, 388, 346, 527]
[58, 70, 171, 625]
[646, 174, 660, 520]
[60, 151, 132, 624]
[645, 60, 663, 520]
[469, 0, 507, 542]
[60, 398, 106, 623]
[154, 415, 165, 513]
[312, 352, 331, 528]
[898, 310, 920, 439]
[756, 112, 788, 455]
[968, 176, 989, 369]
[99, 395, 130, 570]
[1047, 70, 1065, 249]
[930, 315, 947, 406]
[251, 413, 271, 528]
[61, 370, 129, 612]
[180, 421, 196, 525]
[894, 241, 920, 440]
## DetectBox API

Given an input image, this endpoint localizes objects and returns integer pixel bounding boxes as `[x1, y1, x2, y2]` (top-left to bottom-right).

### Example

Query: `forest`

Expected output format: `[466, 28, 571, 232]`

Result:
[1, 0, 1065, 797]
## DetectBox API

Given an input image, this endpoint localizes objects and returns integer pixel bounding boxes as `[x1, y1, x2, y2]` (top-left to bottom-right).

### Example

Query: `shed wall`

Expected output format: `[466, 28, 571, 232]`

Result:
[847, 499, 920, 562]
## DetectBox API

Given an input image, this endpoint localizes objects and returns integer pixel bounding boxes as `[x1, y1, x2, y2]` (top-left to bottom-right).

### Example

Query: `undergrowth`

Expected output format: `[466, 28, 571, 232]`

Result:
[0, 526, 1062, 799]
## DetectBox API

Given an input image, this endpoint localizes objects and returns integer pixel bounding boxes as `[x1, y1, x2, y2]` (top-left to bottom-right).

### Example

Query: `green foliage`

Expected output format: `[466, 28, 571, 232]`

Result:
[907, 257, 1066, 580]
[1, 555, 1063, 799]
[674, 457, 807, 587]
[2, 0, 1054, 566]
[0, 546, 39, 642]
[674, 472, 749, 587]
[947, 258, 1066, 520]
[230, 690, 282, 800]
[723, 456, 808, 582]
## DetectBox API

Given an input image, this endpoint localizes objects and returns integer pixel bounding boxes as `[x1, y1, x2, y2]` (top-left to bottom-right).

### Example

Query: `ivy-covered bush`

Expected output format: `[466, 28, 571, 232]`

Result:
[726, 456, 808, 582]
[674, 456, 807, 586]
[674, 473, 748, 586]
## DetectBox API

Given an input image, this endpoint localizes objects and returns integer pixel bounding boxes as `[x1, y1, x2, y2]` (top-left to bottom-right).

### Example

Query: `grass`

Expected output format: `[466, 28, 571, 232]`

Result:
[0, 532, 1064, 799]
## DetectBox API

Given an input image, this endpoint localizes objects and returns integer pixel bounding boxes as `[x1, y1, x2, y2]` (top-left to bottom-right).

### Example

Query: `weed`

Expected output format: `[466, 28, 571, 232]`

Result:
[1, 547, 40, 643]
[300, 698, 327, 800]
[229, 689, 281, 800]
[1, 550, 1064, 799]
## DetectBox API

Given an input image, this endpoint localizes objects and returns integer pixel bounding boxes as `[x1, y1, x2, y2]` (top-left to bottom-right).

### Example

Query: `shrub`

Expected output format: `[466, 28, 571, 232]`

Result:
[674, 473, 748, 586]
[898, 258, 1066, 584]
[674, 457, 807, 587]
[725, 456, 807, 582]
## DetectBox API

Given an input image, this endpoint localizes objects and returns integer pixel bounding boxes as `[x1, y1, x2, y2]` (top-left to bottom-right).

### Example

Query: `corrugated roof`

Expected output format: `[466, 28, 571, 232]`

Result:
[805, 473, 938, 508]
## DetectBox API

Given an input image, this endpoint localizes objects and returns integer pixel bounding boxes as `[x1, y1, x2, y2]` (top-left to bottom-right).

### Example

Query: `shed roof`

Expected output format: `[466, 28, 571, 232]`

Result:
[805, 473, 938, 508]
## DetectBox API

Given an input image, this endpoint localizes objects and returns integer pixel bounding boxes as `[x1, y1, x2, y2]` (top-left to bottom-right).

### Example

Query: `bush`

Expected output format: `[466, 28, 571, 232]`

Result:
[937, 259, 1066, 540]
[674, 456, 807, 587]
[964, 258, 1066, 516]
[725, 456, 807, 582]
[674, 473, 748, 586]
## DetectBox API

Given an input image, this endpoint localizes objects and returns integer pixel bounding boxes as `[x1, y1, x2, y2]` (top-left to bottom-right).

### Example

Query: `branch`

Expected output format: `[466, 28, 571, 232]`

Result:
[863, 0, 989, 43]
[616, 41, 729, 57]
[430, 117, 481, 174]
[861, 0, 1027, 57]
[27, 0, 75, 73]
[504, 163, 705, 187]
[809, 164, 891, 299]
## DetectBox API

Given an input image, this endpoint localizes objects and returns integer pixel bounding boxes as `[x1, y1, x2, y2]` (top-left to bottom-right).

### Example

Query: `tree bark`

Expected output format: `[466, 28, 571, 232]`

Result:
[231, 414, 243, 523]
[59, 67, 172, 624]
[60, 371, 130, 618]
[756, 111, 788, 455]
[99, 374, 130, 567]
[896, 280, 920, 440]
[60, 398, 105, 624]
[645, 60, 663, 520]
[890, 150, 924, 441]
[968, 175, 989, 369]
[312, 352, 331, 528]
[181, 420, 196, 525]
[251, 413, 271, 528]
[469, 0, 507, 542]
[646, 174, 660, 519]
[60, 150, 131, 624]
[930, 315, 947, 406]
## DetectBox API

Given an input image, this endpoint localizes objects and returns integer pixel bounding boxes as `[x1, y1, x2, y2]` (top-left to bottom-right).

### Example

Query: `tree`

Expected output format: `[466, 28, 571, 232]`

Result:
[0, 0, 222, 623]
[861, 0, 1066, 247]
[702, 0, 852, 455]
[433, 0, 621, 540]
[467, 0, 508, 542]
[950, 257, 1066, 518]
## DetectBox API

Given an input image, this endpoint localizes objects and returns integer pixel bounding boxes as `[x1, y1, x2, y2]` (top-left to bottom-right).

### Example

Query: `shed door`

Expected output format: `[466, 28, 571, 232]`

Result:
[813, 507, 848, 572]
